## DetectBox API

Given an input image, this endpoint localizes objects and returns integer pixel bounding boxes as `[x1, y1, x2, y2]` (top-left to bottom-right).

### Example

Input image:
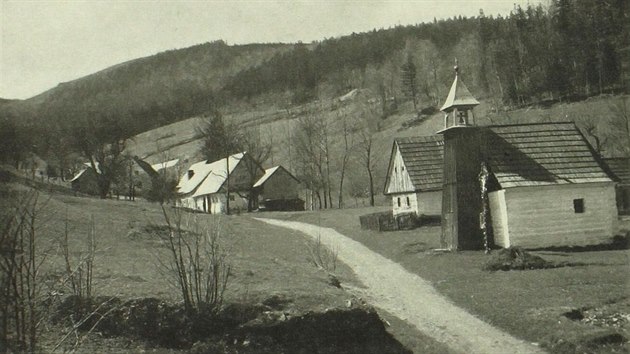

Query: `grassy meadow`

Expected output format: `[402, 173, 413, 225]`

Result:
[1, 181, 456, 353]
[269, 207, 630, 353]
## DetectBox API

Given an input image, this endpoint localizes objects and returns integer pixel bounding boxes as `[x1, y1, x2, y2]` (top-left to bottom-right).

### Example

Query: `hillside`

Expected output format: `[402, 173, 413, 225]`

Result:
[127, 90, 630, 208]
[1, 0, 627, 203]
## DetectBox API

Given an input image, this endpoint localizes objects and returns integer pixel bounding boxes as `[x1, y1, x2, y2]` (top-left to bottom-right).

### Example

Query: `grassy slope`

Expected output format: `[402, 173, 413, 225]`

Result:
[126, 93, 629, 208]
[1, 184, 453, 353]
[269, 208, 630, 353]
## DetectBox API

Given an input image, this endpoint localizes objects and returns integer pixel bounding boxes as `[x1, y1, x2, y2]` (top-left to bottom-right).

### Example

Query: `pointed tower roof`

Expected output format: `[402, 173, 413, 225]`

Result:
[440, 66, 479, 112]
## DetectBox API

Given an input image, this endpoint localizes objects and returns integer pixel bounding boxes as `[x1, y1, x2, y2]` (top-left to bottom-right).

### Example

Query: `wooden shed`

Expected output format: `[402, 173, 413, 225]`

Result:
[253, 166, 303, 211]
[383, 136, 443, 217]
[69, 163, 100, 195]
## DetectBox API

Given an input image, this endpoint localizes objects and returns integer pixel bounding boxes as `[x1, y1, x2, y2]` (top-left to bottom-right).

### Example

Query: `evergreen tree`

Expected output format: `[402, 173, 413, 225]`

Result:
[401, 54, 419, 111]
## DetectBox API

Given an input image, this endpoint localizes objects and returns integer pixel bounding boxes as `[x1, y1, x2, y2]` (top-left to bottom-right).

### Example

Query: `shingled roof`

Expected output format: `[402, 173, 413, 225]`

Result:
[440, 74, 480, 112]
[484, 122, 613, 188]
[385, 135, 444, 193]
[603, 157, 630, 185]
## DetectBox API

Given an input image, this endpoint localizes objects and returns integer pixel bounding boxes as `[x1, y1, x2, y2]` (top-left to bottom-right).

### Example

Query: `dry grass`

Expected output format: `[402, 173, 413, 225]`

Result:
[17, 189, 456, 353]
[269, 207, 630, 353]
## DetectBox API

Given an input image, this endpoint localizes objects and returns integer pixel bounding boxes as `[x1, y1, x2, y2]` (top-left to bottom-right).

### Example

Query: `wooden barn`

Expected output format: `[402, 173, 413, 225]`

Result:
[383, 136, 443, 217]
[253, 165, 303, 211]
[69, 163, 100, 195]
[603, 157, 630, 215]
[176, 152, 264, 214]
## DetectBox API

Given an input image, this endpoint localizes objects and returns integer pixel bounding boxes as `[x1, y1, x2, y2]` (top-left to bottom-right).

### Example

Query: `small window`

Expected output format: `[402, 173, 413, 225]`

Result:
[573, 198, 584, 213]
[397, 197, 401, 207]
[187, 170, 194, 179]
[401, 166, 405, 172]
[394, 167, 398, 173]
[406, 196, 410, 206]
[229, 195, 235, 201]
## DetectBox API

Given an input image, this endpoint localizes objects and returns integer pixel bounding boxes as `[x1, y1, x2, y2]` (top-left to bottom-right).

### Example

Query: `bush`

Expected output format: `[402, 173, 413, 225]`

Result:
[483, 247, 555, 271]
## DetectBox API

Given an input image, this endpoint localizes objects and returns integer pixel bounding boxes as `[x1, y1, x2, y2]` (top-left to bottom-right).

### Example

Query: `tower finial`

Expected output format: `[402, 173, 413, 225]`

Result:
[454, 58, 459, 76]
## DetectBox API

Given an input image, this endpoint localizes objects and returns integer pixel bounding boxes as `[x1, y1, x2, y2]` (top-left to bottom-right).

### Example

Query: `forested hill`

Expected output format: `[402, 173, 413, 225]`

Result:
[2, 41, 291, 130]
[0, 0, 628, 167]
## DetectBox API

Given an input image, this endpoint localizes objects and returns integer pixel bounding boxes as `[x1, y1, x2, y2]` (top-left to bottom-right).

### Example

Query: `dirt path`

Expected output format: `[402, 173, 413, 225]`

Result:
[255, 218, 546, 354]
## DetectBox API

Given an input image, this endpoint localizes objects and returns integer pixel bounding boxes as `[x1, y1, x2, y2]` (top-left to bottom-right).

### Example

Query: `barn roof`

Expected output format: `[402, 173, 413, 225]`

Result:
[70, 162, 100, 182]
[151, 158, 179, 172]
[254, 165, 300, 188]
[603, 157, 630, 185]
[440, 74, 479, 112]
[191, 153, 246, 198]
[387, 135, 444, 193]
[485, 122, 613, 188]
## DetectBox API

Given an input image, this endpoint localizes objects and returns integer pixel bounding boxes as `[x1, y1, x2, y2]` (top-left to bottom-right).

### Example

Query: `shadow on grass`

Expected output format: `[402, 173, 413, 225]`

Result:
[528, 233, 629, 253]
[483, 247, 620, 272]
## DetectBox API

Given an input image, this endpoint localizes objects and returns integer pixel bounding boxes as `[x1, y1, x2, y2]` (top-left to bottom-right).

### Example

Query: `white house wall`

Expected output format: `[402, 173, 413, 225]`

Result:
[502, 182, 617, 248]
[392, 190, 442, 216]
[386, 145, 415, 194]
[392, 193, 418, 216]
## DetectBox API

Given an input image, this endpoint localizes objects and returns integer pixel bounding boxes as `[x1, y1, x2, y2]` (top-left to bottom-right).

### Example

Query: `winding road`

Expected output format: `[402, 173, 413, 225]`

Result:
[255, 218, 546, 354]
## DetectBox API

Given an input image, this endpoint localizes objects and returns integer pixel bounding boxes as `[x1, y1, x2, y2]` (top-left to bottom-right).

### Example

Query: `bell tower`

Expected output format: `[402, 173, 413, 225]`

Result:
[437, 63, 484, 250]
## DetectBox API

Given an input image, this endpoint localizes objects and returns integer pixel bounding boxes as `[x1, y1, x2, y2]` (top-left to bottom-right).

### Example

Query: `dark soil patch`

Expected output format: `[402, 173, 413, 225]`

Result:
[53, 296, 411, 353]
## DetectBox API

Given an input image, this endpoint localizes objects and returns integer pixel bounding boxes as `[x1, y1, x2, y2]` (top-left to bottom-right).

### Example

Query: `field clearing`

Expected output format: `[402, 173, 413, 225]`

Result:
[268, 207, 630, 353]
[0, 184, 457, 353]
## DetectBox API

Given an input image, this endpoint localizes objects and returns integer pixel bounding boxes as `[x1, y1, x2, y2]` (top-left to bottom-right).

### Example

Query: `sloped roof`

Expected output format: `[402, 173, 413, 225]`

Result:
[177, 159, 216, 195]
[389, 136, 444, 192]
[440, 75, 480, 112]
[69, 169, 88, 182]
[254, 165, 300, 188]
[254, 166, 280, 188]
[191, 153, 246, 197]
[70, 162, 100, 182]
[603, 157, 630, 185]
[152, 158, 179, 172]
[485, 122, 613, 188]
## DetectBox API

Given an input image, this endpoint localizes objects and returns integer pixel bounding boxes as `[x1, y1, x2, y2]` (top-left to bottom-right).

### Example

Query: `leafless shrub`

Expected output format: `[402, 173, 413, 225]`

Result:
[158, 206, 231, 314]
[0, 189, 49, 352]
[306, 234, 338, 273]
[61, 214, 96, 300]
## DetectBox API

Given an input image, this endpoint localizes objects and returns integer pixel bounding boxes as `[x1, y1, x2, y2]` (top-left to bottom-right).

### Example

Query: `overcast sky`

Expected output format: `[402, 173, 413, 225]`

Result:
[1, 1, 538, 100]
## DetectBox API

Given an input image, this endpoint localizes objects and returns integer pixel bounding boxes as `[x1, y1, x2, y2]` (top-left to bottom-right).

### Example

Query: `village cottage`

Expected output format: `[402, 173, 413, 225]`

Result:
[383, 136, 443, 217]
[385, 66, 618, 250]
[176, 152, 263, 214]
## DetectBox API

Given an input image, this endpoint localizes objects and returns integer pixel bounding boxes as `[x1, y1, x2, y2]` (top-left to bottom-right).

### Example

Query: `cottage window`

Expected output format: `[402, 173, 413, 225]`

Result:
[397, 197, 401, 207]
[573, 198, 585, 213]
[229, 195, 235, 201]
[406, 196, 410, 206]
[395, 167, 398, 174]
[402, 166, 405, 172]
[187, 170, 194, 179]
